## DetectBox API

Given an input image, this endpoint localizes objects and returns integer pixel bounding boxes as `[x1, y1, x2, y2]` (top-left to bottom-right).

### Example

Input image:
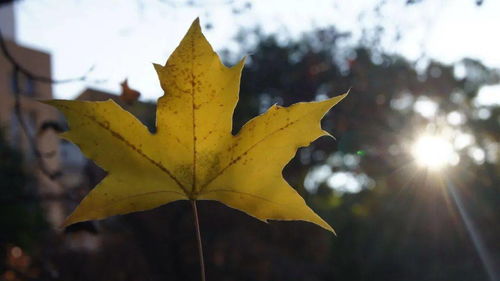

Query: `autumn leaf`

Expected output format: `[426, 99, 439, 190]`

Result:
[45, 19, 346, 232]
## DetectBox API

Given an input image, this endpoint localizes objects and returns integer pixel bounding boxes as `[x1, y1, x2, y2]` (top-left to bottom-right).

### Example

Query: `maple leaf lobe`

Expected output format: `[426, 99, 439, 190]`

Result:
[45, 19, 346, 233]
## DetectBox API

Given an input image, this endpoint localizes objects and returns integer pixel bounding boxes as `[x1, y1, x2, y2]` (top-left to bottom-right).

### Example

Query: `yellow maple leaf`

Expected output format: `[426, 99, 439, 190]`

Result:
[45, 19, 346, 232]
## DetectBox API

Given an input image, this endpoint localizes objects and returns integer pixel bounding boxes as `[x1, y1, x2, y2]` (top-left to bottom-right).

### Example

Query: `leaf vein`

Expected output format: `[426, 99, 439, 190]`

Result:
[199, 118, 299, 191]
[102, 190, 185, 208]
[191, 35, 198, 194]
[59, 103, 189, 194]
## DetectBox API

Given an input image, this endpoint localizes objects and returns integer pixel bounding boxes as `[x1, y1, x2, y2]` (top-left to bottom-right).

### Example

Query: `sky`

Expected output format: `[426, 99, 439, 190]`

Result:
[10, 0, 500, 103]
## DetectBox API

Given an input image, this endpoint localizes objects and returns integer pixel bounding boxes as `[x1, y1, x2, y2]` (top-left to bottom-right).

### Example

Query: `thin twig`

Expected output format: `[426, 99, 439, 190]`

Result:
[0, 27, 94, 84]
[190, 200, 206, 281]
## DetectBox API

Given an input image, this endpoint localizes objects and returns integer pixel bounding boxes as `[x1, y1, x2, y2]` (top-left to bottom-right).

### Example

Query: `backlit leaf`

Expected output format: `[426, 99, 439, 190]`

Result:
[45, 19, 346, 232]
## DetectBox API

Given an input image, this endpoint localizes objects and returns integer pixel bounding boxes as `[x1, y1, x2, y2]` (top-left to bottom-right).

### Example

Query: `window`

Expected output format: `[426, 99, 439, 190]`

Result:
[11, 70, 35, 97]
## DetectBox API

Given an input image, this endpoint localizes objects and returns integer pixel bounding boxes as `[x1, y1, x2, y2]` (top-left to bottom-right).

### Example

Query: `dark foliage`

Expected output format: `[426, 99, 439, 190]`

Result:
[0, 129, 46, 275]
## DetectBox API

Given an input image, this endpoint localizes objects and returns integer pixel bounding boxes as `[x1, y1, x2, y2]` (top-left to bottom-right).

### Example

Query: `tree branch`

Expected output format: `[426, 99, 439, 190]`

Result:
[0, 27, 94, 84]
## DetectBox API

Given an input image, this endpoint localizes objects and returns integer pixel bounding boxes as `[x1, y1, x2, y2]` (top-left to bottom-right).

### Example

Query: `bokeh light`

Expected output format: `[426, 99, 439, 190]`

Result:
[412, 134, 459, 170]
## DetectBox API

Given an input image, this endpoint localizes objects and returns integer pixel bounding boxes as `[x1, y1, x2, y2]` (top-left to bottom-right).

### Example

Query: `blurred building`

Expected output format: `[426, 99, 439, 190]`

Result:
[0, 3, 153, 231]
[1, 0, 155, 256]
[0, 2, 65, 228]
[76, 84, 154, 127]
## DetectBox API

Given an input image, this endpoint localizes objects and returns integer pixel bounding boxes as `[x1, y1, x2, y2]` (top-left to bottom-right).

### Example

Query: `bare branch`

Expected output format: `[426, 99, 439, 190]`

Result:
[0, 27, 95, 84]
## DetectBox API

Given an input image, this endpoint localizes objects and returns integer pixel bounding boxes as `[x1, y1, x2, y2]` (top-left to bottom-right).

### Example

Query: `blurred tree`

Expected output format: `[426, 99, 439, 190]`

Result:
[227, 25, 499, 281]
[0, 128, 46, 276]
[41, 25, 498, 281]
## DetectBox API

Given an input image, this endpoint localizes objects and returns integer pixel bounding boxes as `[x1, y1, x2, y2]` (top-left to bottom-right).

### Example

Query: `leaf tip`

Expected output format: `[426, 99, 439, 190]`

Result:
[329, 226, 337, 236]
[322, 130, 336, 140]
[35, 98, 54, 105]
[188, 17, 202, 34]
[61, 208, 94, 229]
[61, 215, 77, 229]
[325, 91, 348, 108]
[153, 63, 163, 72]
[39, 99, 58, 106]
[316, 219, 336, 234]
[311, 214, 336, 234]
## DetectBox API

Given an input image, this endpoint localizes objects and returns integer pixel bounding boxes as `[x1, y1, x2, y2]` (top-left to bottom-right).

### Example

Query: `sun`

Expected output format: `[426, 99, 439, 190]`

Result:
[411, 135, 457, 170]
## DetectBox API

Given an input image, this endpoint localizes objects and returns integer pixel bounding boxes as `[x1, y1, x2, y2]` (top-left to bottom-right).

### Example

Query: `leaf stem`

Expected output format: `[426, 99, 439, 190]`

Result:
[190, 200, 206, 281]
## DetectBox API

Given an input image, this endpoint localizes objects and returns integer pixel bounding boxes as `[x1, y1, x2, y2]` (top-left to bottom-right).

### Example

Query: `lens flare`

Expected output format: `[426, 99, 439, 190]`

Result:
[412, 135, 457, 169]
